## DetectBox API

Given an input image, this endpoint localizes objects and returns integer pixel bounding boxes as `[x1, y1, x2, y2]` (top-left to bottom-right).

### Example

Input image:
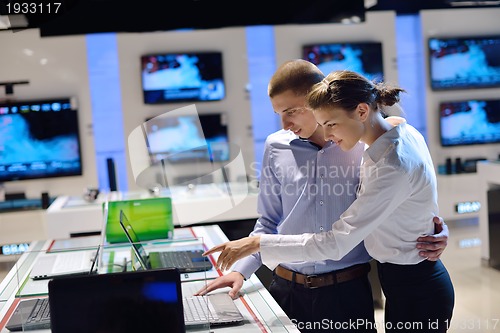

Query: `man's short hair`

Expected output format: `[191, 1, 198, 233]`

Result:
[268, 59, 324, 98]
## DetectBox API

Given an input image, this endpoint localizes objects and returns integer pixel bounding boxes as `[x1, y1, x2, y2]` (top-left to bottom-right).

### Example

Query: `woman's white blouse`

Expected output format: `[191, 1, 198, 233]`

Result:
[260, 122, 437, 268]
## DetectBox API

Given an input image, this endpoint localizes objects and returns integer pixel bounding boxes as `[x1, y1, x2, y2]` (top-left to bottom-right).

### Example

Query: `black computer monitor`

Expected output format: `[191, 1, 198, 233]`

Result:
[0, 97, 83, 182]
[141, 51, 226, 104]
[144, 113, 229, 164]
[303, 41, 384, 82]
[439, 98, 500, 146]
[428, 35, 500, 90]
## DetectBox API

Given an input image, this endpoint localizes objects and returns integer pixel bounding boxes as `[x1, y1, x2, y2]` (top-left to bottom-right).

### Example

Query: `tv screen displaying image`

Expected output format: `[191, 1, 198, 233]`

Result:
[144, 113, 229, 163]
[0, 98, 83, 182]
[303, 42, 384, 82]
[428, 35, 500, 90]
[439, 99, 500, 146]
[141, 52, 225, 104]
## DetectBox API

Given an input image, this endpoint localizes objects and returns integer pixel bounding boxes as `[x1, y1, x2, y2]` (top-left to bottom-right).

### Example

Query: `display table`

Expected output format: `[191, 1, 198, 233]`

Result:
[46, 183, 259, 239]
[0, 224, 299, 332]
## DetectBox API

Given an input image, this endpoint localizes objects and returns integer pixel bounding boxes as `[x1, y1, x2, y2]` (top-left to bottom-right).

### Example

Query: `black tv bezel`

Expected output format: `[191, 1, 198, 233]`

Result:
[140, 51, 226, 105]
[0, 97, 83, 182]
[438, 98, 500, 147]
[143, 112, 229, 164]
[301, 41, 384, 82]
[428, 35, 500, 91]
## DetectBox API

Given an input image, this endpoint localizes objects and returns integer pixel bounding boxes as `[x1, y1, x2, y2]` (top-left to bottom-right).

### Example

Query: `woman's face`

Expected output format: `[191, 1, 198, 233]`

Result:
[313, 105, 365, 151]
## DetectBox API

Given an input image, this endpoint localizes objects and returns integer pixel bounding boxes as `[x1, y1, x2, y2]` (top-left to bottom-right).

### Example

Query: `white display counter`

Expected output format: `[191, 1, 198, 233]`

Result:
[0, 224, 300, 332]
[46, 183, 259, 239]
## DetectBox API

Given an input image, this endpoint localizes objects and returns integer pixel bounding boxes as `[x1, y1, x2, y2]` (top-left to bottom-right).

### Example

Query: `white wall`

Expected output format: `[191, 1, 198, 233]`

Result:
[115, 11, 400, 193]
[274, 11, 399, 89]
[421, 8, 500, 220]
[0, 29, 97, 198]
[115, 27, 255, 192]
[421, 8, 500, 165]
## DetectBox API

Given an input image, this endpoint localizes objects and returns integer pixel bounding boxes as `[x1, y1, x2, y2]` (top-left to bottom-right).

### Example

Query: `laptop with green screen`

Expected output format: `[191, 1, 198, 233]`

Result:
[105, 197, 173, 243]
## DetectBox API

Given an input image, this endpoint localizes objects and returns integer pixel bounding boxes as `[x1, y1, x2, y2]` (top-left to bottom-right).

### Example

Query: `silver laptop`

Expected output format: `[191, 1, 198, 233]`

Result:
[29, 250, 98, 280]
[182, 287, 245, 327]
[29, 201, 109, 280]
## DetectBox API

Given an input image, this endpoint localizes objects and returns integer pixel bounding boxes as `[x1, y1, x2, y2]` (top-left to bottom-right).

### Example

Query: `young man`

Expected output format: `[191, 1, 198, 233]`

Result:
[197, 60, 448, 332]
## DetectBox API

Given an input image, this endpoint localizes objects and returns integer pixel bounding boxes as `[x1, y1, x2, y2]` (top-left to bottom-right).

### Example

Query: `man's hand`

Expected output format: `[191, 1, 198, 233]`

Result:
[203, 236, 261, 272]
[194, 272, 245, 299]
[416, 216, 449, 261]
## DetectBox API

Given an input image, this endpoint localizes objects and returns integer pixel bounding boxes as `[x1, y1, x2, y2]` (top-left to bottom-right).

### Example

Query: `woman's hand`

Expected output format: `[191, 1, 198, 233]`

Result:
[203, 236, 261, 272]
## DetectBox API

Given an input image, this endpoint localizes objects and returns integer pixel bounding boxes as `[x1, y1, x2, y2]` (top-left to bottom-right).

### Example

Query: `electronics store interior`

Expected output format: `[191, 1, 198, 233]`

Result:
[0, 0, 500, 332]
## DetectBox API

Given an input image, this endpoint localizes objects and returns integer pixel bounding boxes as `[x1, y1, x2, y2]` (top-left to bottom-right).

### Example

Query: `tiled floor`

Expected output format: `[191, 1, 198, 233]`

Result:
[374, 218, 500, 332]
[1, 219, 499, 332]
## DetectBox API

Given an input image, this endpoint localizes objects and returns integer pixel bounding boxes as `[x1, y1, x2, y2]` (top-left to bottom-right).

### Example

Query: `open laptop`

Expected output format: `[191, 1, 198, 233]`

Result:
[47, 268, 244, 332]
[28, 202, 109, 281]
[5, 297, 51, 331]
[29, 250, 97, 280]
[119, 210, 213, 273]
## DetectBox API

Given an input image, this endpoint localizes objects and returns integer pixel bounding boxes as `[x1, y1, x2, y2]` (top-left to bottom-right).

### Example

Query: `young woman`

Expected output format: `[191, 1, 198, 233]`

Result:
[205, 70, 455, 332]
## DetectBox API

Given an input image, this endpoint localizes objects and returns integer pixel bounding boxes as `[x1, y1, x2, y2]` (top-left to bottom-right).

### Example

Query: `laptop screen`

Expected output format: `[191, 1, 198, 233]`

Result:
[107, 197, 173, 243]
[48, 268, 185, 333]
[119, 210, 150, 269]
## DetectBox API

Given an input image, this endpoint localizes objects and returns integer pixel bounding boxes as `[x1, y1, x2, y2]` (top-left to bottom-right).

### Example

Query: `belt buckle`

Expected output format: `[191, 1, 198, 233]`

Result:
[304, 274, 319, 289]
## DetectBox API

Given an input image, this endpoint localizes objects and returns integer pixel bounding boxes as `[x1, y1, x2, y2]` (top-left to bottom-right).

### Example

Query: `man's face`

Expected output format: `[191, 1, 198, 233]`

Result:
[271, 90, 318, 138]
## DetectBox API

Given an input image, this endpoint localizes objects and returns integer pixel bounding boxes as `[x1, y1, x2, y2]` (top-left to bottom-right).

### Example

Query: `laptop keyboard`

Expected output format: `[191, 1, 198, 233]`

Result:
[26, 298, 50, 324]
[53, 252, 90, 274]
[158, 251, 197, 269]
[183, 296, 219, 323]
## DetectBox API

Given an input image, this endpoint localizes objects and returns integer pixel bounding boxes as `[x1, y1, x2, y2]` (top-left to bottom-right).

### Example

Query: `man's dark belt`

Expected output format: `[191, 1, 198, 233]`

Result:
[274, 263, 371, 289]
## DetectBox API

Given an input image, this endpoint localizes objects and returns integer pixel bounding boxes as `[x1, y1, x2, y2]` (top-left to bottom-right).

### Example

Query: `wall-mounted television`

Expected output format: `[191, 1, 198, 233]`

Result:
[302, 42, 384, 83]
[144, 113, 229, 164]
[428, 35, 500, 90]
[141, 52, 226, 104]
[0, 98, 83, 182]
[439, 98, 500, 147]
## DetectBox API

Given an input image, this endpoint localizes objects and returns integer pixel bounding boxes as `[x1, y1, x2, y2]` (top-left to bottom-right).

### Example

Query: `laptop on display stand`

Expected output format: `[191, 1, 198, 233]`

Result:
[118, 210, 213, 273]
[28, 201, 110, 280]
[28, 247, 99, 280]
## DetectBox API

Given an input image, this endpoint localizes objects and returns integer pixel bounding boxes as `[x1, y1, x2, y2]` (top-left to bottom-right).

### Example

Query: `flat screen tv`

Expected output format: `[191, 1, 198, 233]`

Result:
[0, 98, 83, 182]
[302, 42, 384, 83]
[439, 98, 500, 146]
[141, 52, 226, 104]
[144, 113, 229, 164]
[428, 35, 500, 90]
